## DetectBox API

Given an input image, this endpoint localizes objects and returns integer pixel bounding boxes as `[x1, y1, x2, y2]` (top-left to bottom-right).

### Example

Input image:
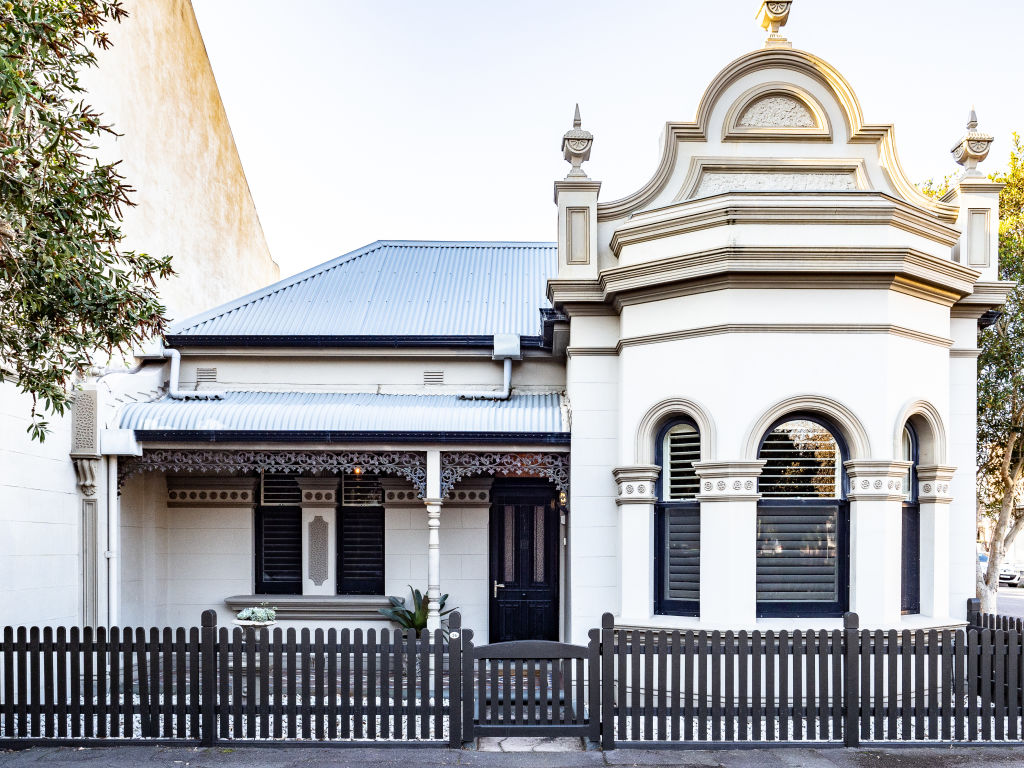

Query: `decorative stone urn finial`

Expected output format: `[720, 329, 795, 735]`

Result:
[951, 107, 994, 176]
[757, 1, 792, 48]
[561, 103, 593, 179]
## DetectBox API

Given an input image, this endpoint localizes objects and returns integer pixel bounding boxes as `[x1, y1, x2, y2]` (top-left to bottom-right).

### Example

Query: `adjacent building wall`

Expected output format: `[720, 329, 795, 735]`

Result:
[0, 0, 278, 627]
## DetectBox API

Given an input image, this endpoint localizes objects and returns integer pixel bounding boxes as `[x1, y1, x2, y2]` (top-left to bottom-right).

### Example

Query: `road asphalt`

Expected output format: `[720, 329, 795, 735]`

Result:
[5, 742, 1024, 767]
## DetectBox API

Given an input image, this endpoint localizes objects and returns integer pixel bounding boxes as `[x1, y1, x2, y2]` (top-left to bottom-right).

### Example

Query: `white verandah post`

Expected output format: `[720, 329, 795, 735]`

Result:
[425, 449, 443, 631]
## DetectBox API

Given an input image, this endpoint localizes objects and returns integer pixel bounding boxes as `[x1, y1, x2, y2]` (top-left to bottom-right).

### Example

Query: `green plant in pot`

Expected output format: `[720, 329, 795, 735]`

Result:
[379, 586, 456, 636]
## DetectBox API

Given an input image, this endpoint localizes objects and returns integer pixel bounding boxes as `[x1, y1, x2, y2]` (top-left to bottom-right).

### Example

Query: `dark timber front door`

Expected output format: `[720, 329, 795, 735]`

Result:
[489, 481, 560, 642]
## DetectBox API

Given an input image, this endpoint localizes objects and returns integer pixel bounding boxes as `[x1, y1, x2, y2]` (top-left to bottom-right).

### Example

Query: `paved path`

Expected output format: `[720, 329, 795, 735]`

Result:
[5, 742, 1024, 767]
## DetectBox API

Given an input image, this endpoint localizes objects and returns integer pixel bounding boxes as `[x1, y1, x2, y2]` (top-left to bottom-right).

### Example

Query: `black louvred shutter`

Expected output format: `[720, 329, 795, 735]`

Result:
[664, 506, 700, 602]
[338, 506, 385, 595]
[256, 506, 302, 594]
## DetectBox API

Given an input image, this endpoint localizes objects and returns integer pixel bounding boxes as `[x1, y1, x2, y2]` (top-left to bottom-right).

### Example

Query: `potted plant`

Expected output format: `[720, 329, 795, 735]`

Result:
[378, 586, 456, 638]
[233, 602, 277, 627]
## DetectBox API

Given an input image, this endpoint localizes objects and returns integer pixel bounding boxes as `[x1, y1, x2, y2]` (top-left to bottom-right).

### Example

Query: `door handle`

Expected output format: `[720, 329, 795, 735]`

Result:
[493, 581, 506, 599]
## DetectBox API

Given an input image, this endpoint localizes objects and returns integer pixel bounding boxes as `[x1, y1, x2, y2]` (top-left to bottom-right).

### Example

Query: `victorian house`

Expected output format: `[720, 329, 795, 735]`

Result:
[62, 6, 1008, 645]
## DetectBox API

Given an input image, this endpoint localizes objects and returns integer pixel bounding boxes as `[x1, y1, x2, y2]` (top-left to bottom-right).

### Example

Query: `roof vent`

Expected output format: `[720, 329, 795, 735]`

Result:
[196, 367, 218, 384]
[423, 370, 444, 385]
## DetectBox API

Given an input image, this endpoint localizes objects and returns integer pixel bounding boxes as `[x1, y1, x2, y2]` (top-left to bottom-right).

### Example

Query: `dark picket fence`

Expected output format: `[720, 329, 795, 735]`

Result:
[4, 602, 1024, 748]
[0, 611, 447, 746]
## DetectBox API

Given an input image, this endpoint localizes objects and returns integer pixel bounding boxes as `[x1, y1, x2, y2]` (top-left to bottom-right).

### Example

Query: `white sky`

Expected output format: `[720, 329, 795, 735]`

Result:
[191, 0, 1024, 278]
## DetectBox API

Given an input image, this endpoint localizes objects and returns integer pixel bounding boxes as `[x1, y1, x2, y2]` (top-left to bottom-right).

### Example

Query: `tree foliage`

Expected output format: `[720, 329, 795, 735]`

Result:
[0, 1, 172, 440]
[977, 133, 1024, 608]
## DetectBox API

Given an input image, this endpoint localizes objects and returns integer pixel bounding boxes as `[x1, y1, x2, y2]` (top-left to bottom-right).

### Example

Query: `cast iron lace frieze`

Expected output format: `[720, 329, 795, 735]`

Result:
[440, 452, 569, 498]
[118, 449, 428, 497]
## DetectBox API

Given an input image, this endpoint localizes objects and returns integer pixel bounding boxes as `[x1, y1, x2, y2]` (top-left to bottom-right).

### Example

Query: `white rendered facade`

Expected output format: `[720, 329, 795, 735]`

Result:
[32, 31, 1010, 645]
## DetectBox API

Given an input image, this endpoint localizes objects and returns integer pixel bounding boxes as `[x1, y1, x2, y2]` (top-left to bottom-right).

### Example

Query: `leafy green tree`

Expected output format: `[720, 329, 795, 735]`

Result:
[976, 134, 1024, 611]
[1, 1, 172, 440]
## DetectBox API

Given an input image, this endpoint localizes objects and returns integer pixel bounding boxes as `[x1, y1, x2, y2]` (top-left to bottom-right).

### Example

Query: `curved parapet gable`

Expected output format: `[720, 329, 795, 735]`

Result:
[596, 47, 959, 225]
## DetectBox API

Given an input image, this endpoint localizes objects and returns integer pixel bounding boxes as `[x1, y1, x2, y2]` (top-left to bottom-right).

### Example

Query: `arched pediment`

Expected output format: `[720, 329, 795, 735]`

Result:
[596, 47, 959, 224]
[722, 83, 831, 142]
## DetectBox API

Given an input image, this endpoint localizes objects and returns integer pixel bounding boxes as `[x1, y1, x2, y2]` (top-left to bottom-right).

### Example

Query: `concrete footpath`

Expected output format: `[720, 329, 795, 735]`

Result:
[4, 740, 1024, 768]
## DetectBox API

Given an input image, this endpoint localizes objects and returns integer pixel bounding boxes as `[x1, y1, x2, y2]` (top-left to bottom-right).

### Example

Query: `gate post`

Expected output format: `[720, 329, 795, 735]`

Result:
[600, 612, 615, 750]
[448, 612, 462, 748]
[967, 597, 981, 628]
[200, 609, 218, 747]
[843, 612, 860, 747]
[462, 628, 475, 743]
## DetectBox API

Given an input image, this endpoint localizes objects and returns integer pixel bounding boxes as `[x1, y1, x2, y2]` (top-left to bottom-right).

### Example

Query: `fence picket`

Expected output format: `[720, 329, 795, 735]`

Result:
[752, 630, 762, 742]
[711, 630, 722, 742]
[779, 630, 789, 742]
[121, 628, 132, 740]
[272, 627, 283, 740]
[367, 629, 378, 741]
[133, 628, 147, 738]
[42, 627, 54, 738]
[765, 631, 775, 742]
[792, 630, 802, 742]
[380, 629, 390, 739]
[737, 631, 748, 742]
[725, 630, 735, 742]
[644, 630, 654, 739]
[995, 630, 1007, 741]
[108, 627, 119, 739]
[338, 628, 349, 739]
[420, 631, 430, 739]
[968, 629, 979, 740]
[657, 631, 668, 740]
[885, 629, 897, 739]
[928, 629, 939, 741]
[900, 629, 911, 740]
[434, 629, 444, 739]
[300, 628, 311, 740]
[914, 629, 925, 741]
[981, 629, 993, 740]
[698, 631, 709, 741]
[1008, 630, 1019, 741]
[175, 627, 187, 738]
[314, 628, 325, 741]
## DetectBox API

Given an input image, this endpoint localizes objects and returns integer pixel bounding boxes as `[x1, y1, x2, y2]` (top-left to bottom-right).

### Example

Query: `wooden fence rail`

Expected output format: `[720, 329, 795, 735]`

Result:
[3, 603, 1024, 748]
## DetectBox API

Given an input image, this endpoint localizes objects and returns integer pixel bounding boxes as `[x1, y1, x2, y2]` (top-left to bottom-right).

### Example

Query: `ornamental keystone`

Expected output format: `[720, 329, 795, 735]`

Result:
[561, 104, 593, 178]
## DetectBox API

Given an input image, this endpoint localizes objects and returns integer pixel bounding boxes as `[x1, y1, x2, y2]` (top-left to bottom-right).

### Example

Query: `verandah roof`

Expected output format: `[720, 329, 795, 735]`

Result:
[119, 391, 569, 444]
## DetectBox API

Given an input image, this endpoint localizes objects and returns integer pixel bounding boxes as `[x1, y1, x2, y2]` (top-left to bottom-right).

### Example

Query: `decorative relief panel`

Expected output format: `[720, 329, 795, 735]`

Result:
[692, 461, 765, 502]
[917, 465, 956, 504]
[612, 465, 659, 506]
[70, 388, 99, 457]
[440, 452, 569, 499]
[296, 477, 338, 508]
[738, 95, 814, 128]
[308, 515, 329, 587]
[167, 477, 258, 507]
[845, 460, 913, 502]
[123, 449, 427, 497]
[693, 171, 856, 198]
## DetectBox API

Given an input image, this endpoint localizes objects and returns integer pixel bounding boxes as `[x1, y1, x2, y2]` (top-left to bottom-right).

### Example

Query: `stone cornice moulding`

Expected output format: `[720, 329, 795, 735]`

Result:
[721, 82, 832, 142]
[608, 191, 961, 257]
[693, 460, 766, 502]
[611, 274, 963, 310]
[548, 248, 978, 310]
[634, 397, 717, 465]
[844, 459, 913, 501]
[951, 280, 1015, 316]
[612, 465, 660, 505]
[742, 394, 871, 461]
[594, 48, 959, 224]
[552, 178, 602, 203]
[949, 348, 981, 359]
[917, 464, 956, 504]
[618, 323, 952, 351]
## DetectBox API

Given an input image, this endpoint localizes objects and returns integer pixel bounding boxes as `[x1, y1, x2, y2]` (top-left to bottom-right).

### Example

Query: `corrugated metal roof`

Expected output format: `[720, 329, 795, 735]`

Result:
[168, 240, 557, 340]
[120, 391, 568, 437]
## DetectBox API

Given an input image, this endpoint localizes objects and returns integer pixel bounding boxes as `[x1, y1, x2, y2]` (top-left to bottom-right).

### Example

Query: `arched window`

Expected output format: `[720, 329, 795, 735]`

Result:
[655, 419, 701, 616]
[901, 423, 920, 614]
[756, 417, 849, 617]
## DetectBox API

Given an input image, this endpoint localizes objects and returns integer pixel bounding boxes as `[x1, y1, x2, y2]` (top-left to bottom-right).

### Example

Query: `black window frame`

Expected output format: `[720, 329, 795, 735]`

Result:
[654, 417, 701, 617]
[755, 413, 850, 619]
[901, 422, 921, 615]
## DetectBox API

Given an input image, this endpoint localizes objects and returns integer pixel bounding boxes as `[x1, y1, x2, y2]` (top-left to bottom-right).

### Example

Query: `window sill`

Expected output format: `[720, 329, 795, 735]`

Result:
[224, 594, 391, 621]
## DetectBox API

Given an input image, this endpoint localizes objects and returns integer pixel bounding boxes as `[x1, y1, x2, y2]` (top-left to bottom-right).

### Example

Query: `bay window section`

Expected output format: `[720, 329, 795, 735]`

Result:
[756, 418, 848, 617]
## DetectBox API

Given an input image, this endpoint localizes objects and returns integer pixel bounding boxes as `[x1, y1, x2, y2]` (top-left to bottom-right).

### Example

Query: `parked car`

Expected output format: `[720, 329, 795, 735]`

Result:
[1000, 564, 1024, 587]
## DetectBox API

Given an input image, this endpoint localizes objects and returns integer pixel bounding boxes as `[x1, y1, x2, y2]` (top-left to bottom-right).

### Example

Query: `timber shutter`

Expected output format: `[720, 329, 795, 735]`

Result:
[755, 504, 839, 602]
[337, 475, 385, 595]
[337, 507, 385, 594]
[663, 507, 700, 602]
[656, 420, 701, 616]
[256, 505, 302, 594]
